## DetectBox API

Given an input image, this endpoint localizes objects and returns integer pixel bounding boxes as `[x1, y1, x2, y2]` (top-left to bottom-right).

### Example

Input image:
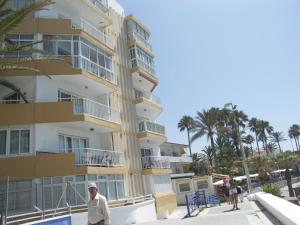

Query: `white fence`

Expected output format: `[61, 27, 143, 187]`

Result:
[134, 90, 160, 104]
[141, 156, 170, 169]
[72, 98, 120, 123]
[138, 121, 165, 135]
[73, 148, 124, 167]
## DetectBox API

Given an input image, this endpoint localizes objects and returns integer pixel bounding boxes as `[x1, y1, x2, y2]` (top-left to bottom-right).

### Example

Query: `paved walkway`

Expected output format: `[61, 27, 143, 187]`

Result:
[137, 200, 282, 225]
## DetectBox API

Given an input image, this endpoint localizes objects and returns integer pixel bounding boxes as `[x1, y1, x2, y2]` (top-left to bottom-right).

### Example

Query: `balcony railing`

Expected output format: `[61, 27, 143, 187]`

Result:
[73, 56, 116, 84]
[141, 156, 170, 169]
[138, 121, 165, 135]
[88, 0, 109, 13]
[127, 31, 152, 51]
[71, 98, 120, 123]
[130, 58, 156, 77]
[134, 90, 160, 104]
[73, 148, 124, 166]
[79, 19, 113, 49]
[162, 155, 193, 163]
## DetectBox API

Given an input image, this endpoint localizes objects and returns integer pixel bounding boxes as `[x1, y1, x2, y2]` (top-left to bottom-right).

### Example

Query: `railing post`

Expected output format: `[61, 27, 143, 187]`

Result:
[185, 194, 191, 217]
[3, 176, 9, 225]
[41, 177, 45, 220]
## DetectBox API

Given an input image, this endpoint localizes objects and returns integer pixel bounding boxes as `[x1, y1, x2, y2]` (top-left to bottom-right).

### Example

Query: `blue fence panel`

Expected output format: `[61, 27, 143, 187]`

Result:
[29, 216, 71, 225]
[185, 190, 207, 216]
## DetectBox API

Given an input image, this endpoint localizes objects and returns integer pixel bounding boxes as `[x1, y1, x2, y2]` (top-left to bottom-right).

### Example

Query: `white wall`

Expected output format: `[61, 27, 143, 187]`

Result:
[253, 192, 300, 225]
[153, 175, 172, 194]
[71, 200, 156, 225]
[35, 124, 111, 152]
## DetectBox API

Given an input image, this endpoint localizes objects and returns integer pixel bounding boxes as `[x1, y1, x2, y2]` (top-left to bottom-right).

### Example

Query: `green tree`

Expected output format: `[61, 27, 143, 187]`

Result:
[270, 131, 286, 153]
[257, 120, 273, 155]
[192, 108, 218, 167]
[178, 115, 195, 156]
[288, 124, 300, 151]
[248, 118, 261, 155]
[249, 156, 272, 181]
[243, 134, 255, 156]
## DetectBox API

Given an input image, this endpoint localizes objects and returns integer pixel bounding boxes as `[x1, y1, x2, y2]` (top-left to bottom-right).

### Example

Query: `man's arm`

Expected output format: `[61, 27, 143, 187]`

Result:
[101, 197, 110, 225]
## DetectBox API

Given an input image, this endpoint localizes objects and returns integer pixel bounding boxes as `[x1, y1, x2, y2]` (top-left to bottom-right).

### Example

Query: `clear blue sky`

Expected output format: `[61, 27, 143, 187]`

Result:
[118, 0, 300, 153]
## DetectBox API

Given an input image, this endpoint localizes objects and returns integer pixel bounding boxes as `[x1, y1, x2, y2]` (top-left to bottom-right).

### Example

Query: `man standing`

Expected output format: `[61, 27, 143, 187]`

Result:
[87, 182, 110, 225]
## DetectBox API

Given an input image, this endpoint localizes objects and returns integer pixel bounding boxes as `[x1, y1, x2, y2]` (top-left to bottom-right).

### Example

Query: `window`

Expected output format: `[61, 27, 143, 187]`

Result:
[179, 183, 191, 192]
[0, 130, 7, 155]
[129, 45, 154, 72]
[5, 34, 34, 58]
[9, 129, 30, 155]
[89, 175, 125, 200]
[141, 148, 152, 157]
[9, 0, 35, 9]
[3, 92, 21, 104]
[197, 181, 208, 190]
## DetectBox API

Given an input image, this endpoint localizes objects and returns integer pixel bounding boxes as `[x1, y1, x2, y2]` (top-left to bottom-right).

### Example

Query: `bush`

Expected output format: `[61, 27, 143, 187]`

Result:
[262, 184, 282, 197]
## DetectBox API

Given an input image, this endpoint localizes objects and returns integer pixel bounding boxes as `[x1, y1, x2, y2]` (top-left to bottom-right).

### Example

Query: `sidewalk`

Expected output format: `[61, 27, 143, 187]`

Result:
[137, 200, 282, 225]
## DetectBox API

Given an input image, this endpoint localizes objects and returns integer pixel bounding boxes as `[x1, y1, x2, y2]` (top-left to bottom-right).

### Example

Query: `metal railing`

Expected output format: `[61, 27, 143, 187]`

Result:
[127, 31, 152, 51]
[88, 0, 109, 13]
[141, 156, 170, 169]
[73, 56, 116, 84]
[79, 19, 113, 49]
[71, 98, 120, 123]
[73, 148, 124, 167]
[162, 155, 193, 163]
[130, 58, 156, 76]
[138, 121, 165, 135]
[134, 90, 160, 104]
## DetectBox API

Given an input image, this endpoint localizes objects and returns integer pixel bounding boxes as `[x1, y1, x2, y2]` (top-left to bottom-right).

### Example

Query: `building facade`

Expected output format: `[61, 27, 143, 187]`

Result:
[0, 0, 182, 219]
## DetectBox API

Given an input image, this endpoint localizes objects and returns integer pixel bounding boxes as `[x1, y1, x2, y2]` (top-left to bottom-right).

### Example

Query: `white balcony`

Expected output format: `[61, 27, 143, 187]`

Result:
[77, 19, 113, 49]
[73, 56, 116, 84]
[138, 121, 165, 135]
[128, 31, 152, 52]
[130, 58, 156, 77]
[88, 0, 109, 13]
[73, 148, 124, 167]
[162, 155, 192, 163]
[71, 98, 120, 124]
[141, 156, 170, 169]
[134, 90, 160, 105]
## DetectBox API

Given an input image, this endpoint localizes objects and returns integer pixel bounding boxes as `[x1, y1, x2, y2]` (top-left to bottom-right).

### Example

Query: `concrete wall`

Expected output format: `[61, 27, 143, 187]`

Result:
[71, 200, 156, 225]
[253, 192, 300, 225]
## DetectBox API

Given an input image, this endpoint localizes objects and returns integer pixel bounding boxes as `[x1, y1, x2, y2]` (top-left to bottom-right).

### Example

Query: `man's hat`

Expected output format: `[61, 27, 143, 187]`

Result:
[88, 182, 97, 189]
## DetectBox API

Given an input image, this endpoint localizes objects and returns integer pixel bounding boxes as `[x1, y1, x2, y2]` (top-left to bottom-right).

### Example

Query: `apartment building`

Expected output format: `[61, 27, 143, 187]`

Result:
[0, 0, 191, 220]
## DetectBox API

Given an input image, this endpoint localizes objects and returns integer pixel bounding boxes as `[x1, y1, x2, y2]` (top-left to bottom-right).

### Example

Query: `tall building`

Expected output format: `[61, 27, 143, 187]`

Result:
[0, 0, 195, 221]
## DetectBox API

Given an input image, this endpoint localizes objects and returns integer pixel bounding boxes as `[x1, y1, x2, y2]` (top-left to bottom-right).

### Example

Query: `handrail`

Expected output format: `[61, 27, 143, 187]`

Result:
[130, 58, 156, 76]
[80, 19, 113, 49]
[141, 156, 170, 169]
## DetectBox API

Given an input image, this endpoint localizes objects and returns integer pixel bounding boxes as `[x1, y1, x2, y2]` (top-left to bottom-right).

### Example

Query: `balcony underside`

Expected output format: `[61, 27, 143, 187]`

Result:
[137, 131, 167, 145]
[131, 67, 158, 92]
[0, 102, 121, 132]
[0, 153, 127, 178]
[11, 17, 114, 53]
[141, 168, 172, 175]
[133, 98, 162, 119]
[0, 58, 117, 91]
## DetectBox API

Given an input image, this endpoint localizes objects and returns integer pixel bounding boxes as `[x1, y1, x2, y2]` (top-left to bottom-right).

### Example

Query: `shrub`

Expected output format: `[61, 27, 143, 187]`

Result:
[262, 184, 282, 197]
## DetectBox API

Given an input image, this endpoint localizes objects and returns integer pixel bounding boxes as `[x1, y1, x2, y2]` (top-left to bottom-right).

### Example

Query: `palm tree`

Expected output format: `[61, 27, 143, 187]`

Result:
[270, 132, 286, 153]
[192, 108, 218, 167]
[201, 146, 214, 167]
[257, 120, 273, 155]
[248, 118, 261, 155]
[274, 153, 300, 197]
[178, 115, 195, 156]
[288, 125, 300, 151]
[243, 134, 255, 156]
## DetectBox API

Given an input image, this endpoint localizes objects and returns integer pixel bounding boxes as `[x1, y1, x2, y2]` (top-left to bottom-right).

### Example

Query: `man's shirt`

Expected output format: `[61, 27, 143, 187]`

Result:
[87, 193, 110, 225]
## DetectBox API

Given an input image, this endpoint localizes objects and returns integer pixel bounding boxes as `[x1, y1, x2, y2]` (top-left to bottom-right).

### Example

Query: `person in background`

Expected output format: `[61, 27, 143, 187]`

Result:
[229, 179, 239, 210]
[87, 182, 110, 225]
[236, 185, 244, 203]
